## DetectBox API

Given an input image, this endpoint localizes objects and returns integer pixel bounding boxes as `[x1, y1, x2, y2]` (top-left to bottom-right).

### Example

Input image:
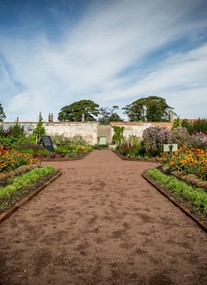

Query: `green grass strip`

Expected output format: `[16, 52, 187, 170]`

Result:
[0, 165, 55, 201]
[147, 168, 207, 215]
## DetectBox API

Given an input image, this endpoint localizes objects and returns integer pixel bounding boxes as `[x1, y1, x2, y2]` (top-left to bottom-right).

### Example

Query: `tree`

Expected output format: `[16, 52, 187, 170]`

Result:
[32, 113, 46, 144]
[58, 100, 100, 122]
[98, 106, 123, 125]
[0, 103, 6, 122]
[123, 96, 174, 122]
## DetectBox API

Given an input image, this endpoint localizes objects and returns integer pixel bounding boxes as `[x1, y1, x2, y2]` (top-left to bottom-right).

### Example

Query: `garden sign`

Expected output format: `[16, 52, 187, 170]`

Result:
[41, 136, 54, 152]
[163, 144, 178, 154]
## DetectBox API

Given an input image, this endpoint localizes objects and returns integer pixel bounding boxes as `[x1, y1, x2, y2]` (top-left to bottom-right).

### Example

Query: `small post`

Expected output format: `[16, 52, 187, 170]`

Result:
[169, 144, 173, 155]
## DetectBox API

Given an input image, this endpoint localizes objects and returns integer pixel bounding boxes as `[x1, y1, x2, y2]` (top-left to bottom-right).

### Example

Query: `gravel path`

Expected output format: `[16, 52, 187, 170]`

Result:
[0, 150, 207, 285]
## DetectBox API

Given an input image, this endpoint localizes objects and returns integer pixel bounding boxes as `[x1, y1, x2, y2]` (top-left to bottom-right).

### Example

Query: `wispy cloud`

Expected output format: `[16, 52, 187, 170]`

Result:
[0, 0, 207, 121]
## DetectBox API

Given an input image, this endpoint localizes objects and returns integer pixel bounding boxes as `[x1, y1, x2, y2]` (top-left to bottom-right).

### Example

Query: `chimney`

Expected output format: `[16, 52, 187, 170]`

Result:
[48, 113, 54, 122]
[169, 111, 174, 122]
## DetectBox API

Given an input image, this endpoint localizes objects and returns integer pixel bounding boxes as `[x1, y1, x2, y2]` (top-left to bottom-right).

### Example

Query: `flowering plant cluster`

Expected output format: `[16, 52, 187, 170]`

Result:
[190, 131, 207, 149]
[158, 146, 207, 180]
[142, 127, 172, 156]
[0, 148, 39, 172]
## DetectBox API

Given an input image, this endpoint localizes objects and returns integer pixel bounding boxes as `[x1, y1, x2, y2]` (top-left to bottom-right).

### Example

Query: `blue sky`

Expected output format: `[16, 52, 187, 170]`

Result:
[0, 0, 207, 122]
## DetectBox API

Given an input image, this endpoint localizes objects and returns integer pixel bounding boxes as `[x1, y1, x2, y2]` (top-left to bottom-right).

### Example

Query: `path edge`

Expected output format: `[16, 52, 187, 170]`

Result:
[113, 151, 158, 162]
[142, 171, 207, 233]
[0, 171, 62, 224]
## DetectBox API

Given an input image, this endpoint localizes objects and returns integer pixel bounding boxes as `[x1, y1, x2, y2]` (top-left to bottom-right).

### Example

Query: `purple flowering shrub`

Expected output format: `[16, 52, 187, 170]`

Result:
[190, 132, 207, 149]
[142, 127, 172, 156]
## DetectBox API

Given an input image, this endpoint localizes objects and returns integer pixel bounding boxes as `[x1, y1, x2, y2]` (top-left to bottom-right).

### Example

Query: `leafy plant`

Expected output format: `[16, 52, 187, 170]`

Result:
[0, 165, 55, 209]
[172, 117, 181, 130]
[183, 118, 207, 133]
[112, 126, 124, 145]
[147, 168, 207, 214]
[32, 113, 46, 144]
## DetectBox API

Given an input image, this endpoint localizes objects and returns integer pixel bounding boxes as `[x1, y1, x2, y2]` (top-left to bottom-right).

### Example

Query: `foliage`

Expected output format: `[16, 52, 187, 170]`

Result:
[147, 168, 207, 215]
[171, 127, 191, 148]
[51, 135, 88, 147]
[142, 127, 172, 156]
[32, 113, 46, 144]
[0, 165, 55, 207]
[158, 146, 207, 180]
[93, 144, 108, 150]
[182, 118, 207, 133]
[9, 123, 25, 138]
[171, 127, 207, 150]
[123, 96, 174, 122]
[98, 106, 123, 125]
[172, 117, 181, 130]
[58, 100, 100, 122]
[190, 132, 207, 150]
[0, 123, 27, 149]
[0, 103, 6, 122]
[116, 142, 146, 159]
[112, 126, 124, 145]
[0, 148, 39, 172]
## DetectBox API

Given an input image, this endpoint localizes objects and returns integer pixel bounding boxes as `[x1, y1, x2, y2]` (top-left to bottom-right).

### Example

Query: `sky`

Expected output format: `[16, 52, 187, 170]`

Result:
[0, 0, 207, 122]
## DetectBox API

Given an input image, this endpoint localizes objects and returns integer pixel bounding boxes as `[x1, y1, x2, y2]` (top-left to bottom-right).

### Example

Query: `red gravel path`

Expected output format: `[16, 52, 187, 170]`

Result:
[0, 150, 207, 285]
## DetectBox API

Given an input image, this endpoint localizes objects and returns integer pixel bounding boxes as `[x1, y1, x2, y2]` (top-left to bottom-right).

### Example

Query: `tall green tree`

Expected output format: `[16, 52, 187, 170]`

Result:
[58, 100, 100, 122]
[0, 103, 6, 122]
[98, 106, 123, 125]
[32, 113, 46, 144]
[123, 96, 174, 122]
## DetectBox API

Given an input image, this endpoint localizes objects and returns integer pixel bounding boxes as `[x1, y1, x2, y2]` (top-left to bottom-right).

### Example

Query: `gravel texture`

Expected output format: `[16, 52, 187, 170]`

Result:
[0, 150, 207, 285]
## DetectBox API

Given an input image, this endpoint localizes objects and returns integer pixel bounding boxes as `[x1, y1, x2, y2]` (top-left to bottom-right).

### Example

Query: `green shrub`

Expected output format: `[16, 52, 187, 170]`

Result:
[112, 126, 124, 145]
[171, 127, 191, 148]
[183, 118, 207, 133]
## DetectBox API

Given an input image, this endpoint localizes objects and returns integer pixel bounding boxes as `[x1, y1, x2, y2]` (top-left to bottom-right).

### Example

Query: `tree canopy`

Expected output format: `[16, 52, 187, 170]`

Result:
[123, 96, 174, 122]
[0, 103, 6, 122]
[98, 106, 123, 125]
[58, 100, 100, 122]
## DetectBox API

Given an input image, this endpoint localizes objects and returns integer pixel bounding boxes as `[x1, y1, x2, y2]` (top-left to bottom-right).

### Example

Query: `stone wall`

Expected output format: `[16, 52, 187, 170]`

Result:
[0, 121, 173, 145]
[110, 122, 173, 140]
[44, 122, 98, 145]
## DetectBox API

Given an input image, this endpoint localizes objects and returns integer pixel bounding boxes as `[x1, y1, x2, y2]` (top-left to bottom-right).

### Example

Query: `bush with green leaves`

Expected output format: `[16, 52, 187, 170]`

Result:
[32, 114, 46, 144]
[0, 123, 27, 149]
[112, 126, 124, 145]
[171, 127, 191, 148]
[183, 118, 207, 133]
[51, 135, 87, 147]
[116, 135, 146, 159]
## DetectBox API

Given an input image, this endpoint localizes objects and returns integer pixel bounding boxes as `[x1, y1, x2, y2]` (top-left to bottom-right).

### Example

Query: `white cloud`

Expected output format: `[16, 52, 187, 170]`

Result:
[0, 0, 207, 121]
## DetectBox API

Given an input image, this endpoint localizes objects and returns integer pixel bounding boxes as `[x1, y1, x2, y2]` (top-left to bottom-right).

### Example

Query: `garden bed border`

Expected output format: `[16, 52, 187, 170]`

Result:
[39, 151, 91, 162]
[114, 151, 158, 162]
[0, 171, 62, 224]
[142, 170, 207, 233]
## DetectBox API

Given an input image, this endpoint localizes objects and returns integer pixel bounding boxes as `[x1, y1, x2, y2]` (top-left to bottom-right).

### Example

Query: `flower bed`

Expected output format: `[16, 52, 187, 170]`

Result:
[158, 146, 207, 180]
[0, 165, 57, 213]
[15, 144, 93, 160]
[145, 168, 207, 228]
[0, 148, 39, 173]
